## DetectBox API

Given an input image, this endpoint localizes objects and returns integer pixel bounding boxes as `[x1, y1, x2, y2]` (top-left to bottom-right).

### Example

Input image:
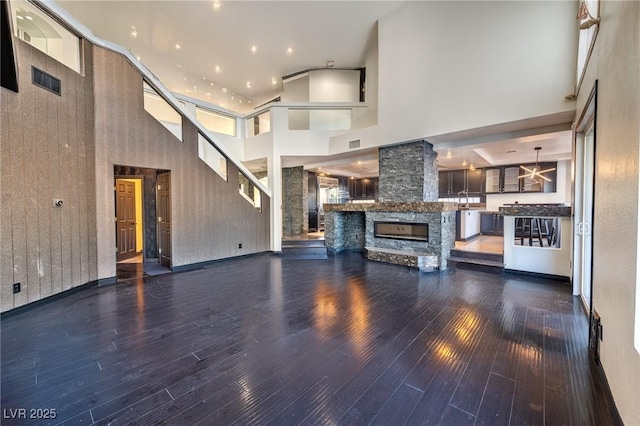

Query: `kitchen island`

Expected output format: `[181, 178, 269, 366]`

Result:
[499, 204, 572, 277]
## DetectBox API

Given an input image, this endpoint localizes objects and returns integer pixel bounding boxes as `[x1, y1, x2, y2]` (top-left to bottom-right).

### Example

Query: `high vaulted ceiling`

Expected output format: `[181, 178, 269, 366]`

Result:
[56, 0, 403, 113]
[53, 0, 574, 177]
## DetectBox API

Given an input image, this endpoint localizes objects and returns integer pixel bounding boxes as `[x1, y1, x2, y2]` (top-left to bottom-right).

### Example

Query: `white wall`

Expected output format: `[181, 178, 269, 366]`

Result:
[281, 74, 309, 102]
[576, 1, 640, 424]
[378, 1, 577, 138]
[309, 69, 360, 102]
[485, 160, 571, 211]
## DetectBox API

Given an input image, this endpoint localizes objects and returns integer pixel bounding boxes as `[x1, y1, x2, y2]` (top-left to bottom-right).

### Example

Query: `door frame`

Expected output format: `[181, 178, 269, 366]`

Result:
[157, 171, 172, 268]
[572, 80, 598, 323]
[115, 175, 145, 262]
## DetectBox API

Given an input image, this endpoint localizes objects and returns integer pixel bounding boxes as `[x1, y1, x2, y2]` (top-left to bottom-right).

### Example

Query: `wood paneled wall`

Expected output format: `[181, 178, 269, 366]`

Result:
[0, 40, 97, 312]
[1, 38, 271, 313]
[92, 46, 270, 281]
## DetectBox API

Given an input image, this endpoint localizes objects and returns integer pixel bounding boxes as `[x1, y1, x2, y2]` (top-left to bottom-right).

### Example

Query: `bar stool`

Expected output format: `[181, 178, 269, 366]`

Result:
[515, 218, 544, 246]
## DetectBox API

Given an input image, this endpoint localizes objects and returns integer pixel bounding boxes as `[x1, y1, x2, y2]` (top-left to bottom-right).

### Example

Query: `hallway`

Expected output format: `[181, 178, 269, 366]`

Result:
[1, 253, 618, 425]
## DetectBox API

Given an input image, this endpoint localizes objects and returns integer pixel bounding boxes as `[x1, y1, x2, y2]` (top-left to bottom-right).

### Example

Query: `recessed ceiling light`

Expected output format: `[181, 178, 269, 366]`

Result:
[239, 99, 243, 103]
[175, 43, 181, 50]
[251, 45, 257, 54]
[25, 15, 33, 21]
[271, 77, 277, 85]
[287, 47, 293, 55]
[210, 82, 214, 86]
[202, 77, 206, 81]
[246, 81, 251, 88]
[193, 85, 197, 91]
[462, 160, 467, 166]
[183, 77, 187, 81]
[222, 87, 227, 93]
[136, 55, 141, 61]
[231, 96, 234, 100]
[212, 0, 221, 11]
[16, 15, 24, 20]
[215, 65, 220, 73]
[130, 26, 137, 38]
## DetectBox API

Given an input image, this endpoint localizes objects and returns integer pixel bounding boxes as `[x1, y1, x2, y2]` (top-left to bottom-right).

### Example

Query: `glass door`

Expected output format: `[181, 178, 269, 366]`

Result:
[573, 84, 596, 314]
[579, 121, 595, 307]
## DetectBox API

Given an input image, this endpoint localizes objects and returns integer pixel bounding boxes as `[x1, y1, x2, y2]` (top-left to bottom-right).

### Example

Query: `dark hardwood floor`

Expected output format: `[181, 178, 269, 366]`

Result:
[1, 252, 618, 425]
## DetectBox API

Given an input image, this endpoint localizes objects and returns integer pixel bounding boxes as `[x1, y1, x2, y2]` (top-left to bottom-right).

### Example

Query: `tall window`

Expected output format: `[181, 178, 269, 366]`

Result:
[10, 0, 82, 73]
[143, 82, 183, 141]
[196, 106, 236, 137]
[576, 0, 600, 92]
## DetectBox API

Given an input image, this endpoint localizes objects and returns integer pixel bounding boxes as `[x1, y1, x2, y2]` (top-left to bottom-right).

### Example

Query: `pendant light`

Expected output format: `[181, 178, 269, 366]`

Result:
[519, 147, 555, 182]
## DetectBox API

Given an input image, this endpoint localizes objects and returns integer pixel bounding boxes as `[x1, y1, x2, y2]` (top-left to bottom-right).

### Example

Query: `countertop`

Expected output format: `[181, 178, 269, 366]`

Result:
[324, 201, 457, 213]
[498, 204, 572, 217]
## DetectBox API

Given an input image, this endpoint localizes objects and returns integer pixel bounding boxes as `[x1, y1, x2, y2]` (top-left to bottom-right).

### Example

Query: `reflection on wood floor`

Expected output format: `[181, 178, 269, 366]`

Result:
[1, 252, 618, 425]
[455, 235, 504, 254]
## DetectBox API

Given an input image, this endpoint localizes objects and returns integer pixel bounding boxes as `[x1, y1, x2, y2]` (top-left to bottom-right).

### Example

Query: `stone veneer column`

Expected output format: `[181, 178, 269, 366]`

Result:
[378, 140, 438, 202]
[282, 166, 308, 235]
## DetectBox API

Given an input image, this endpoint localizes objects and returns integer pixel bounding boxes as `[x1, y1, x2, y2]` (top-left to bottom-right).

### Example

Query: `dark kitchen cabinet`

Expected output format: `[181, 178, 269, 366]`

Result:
[480, 212, 504, 236]
[466, 168, 483, 194]
[439, 169, 480, 197]
[349, 178, 377, 199]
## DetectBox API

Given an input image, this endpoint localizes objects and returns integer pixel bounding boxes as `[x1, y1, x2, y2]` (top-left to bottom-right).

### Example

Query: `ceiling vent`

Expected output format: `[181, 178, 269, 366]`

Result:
[349, 139, 361, 149]
[32, 66, 61, 96]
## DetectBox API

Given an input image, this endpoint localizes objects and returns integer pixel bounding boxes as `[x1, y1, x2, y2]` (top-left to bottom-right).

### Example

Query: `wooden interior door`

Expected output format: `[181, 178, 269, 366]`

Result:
[157, 172, 171, 268]
[116, 179, 137, 261]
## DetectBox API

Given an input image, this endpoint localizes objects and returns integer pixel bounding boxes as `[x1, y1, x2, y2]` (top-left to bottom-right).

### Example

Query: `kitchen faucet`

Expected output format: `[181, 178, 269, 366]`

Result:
[458, 189, 469, 207]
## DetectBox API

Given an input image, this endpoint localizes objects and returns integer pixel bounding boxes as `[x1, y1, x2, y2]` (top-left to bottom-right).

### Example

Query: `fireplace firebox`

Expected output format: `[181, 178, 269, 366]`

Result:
[374, 222, 428, 242]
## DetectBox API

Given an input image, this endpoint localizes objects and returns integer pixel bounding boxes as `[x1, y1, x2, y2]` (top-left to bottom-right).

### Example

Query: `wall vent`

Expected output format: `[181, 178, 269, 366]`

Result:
[349, 139, 361, 149]
[32, 66, 61, 96]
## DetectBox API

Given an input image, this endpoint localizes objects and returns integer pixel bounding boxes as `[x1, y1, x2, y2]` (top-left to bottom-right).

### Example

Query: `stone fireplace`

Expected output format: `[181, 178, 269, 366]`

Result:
[324, 140, 456, 271]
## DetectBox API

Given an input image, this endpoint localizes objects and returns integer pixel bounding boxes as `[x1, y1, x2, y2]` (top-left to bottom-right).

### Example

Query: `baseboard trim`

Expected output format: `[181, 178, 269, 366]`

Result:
[98, 276, 117, 286]
[592, 359, 624, 425]
[171, 251, 272, 273]
[504, 268, 570, 282]
[0, 280, 99, 318]
[457, 233, 481, 242]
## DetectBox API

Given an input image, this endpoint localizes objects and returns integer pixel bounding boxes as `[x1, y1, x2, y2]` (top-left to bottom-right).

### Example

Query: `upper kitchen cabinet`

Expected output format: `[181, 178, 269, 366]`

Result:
[485, 168, 501, 194]
[484, 163, 557, 193]
[503, 166, 521, 193]
[466, 169, 483, 195]
[349, 177, 378, 199]
[439, 169, 481, 197]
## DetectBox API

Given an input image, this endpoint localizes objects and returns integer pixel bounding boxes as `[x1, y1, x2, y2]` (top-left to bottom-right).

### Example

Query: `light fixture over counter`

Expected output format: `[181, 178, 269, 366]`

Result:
[519, 147, 555, 182]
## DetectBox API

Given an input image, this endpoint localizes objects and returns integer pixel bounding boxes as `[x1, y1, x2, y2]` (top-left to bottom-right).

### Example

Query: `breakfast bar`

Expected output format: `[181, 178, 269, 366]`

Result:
[499, 204, 572, 277]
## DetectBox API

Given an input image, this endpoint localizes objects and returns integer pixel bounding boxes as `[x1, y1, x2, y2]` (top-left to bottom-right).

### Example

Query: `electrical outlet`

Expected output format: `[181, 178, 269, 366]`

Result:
[238, 243, 242, 249]
[12, 283, 20, 294]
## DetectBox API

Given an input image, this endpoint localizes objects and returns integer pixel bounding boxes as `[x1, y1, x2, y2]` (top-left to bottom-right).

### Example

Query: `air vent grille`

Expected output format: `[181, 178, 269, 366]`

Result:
[32, 67, 61, 96]
[349, 139, 360, 149]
